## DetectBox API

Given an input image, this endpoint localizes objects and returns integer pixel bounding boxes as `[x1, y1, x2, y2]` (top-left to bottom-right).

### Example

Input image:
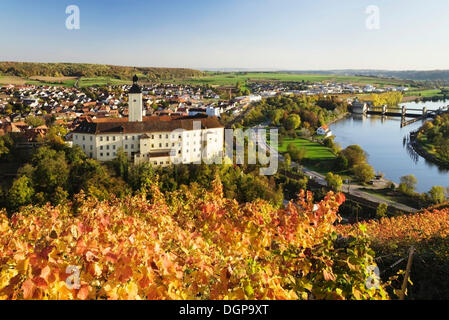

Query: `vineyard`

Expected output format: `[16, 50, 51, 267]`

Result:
[0, 178, 389, 300]
[338, 207, 449, 299]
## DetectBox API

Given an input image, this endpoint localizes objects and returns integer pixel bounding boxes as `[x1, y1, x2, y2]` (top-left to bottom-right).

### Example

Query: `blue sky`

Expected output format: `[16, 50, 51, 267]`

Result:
[1, 0, 449, 70]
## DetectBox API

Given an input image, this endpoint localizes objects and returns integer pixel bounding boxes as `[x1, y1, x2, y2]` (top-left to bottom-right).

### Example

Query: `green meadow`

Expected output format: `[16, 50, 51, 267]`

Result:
[277, 137, 336, 160]
[166, 72, 404, 87]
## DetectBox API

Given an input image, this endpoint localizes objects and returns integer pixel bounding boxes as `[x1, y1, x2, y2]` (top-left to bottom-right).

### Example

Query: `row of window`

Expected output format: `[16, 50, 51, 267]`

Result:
[75, 133, 219, 143]
[153, 161, 171, 165]
[99, 152, 117, 157]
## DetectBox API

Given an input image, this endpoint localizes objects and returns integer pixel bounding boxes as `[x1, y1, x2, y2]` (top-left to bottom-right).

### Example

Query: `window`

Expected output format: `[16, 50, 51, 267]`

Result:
[160, 162, 163, 165]
[125, 136, 128, 140]
[100, 153, 103, 157]
[159, 143, 162, 148]
[159, 135, 162, 139]
[107, 136, 110, 142]
[151, 135, 154, 139]
[82, 136, 85, 141]
[113, 152, 116, 156]
[75, 135, 78, 140]
[90, 136, 93, 141]
[125, 145, 128, 149]
[113, 136, 116, 141]
[153, 161, 157, 165]
[90, 146, 93, 150]
[100, 146, 103, 150]
[166, 134, 168, 139]
[107, 146, 110, 150]
[83, 145, 85, 150]
[132, 136, 135, 141]
[89, 153, 93, 158]
[100, 137, 103, 142]
[131, 145, 134, 149]
[172, 143, 175, 147]
[151, 144, 154, 148]
[166, 143, 169, 147]
[107, 153, 110, 156]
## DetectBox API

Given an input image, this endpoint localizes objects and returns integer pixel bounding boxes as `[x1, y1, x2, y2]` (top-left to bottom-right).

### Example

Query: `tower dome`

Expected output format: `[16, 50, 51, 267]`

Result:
[129, 74, 141, 94]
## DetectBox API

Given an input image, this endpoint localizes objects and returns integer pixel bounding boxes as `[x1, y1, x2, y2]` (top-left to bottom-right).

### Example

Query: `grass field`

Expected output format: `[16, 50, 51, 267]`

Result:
[0, 76, 27, 85]
[166, 72, 405, 87]
[277, 137, 336, 160]
[404, 89, 445, 98]
[78, 77, 131, 87]
[0, 75, 78, 87]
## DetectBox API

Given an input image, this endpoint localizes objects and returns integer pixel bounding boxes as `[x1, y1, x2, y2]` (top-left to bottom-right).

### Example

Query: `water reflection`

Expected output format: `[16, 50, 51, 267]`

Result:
[330, 101, 449, 192]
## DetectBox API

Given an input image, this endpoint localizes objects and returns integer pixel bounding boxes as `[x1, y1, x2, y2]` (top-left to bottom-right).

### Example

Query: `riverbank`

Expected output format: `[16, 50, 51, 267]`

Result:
[409, 131, 449, 169]
[326, 112, 350, 126]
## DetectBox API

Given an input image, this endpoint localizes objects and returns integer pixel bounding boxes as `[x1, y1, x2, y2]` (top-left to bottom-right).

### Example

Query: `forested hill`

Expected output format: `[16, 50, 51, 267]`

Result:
[287, 69, 449, 81]
[0, 62, 204, 81]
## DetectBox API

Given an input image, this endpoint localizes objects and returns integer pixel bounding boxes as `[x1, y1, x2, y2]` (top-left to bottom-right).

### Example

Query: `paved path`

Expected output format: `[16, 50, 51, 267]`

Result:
[250, 128, 418, 213]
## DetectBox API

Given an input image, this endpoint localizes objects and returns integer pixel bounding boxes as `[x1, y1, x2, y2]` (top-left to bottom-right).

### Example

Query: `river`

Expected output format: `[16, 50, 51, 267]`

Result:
[329, 100, 449, 193]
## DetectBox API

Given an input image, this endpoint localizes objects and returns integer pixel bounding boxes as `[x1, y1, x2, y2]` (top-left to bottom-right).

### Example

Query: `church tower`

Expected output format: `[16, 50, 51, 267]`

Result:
[128, 75, 143, 122]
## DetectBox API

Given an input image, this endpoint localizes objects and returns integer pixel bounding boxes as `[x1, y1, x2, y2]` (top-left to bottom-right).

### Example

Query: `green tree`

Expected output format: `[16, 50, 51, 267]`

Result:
[287, 143, 306, 163]
[0, 134, 14, 160]
[7, 176, 35, 212]
[399, 175, 418, 195]
[32, 147, 70, 197]
[335, 154, 349, 171]
[340, 145, 367, 168]
[25, 115, 45, 127]
[376, 203, 388, 218]
[271, 109, 285, 126]
[428, 186, 447, 204]
[285, 114, 301, 131]
[354, 163, 375, 184]
[325, 172, 343, 192]
[112, 148, 129, 181]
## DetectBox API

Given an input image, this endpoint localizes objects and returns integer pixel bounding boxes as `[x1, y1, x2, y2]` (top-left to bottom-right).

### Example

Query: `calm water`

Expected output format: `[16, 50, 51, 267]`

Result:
[329, 100, 449, 193]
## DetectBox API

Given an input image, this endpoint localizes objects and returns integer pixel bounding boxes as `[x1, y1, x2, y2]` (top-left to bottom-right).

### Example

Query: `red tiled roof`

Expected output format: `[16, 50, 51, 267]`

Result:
[73, 115, 223, 135]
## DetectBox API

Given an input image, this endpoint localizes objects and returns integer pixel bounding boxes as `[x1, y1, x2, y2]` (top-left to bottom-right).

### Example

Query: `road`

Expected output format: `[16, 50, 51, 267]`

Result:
[250, 127, 418, 213]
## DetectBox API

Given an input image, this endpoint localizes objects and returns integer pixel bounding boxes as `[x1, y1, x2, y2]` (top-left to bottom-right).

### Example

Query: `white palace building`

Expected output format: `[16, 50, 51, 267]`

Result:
[72, 76, 224, 166]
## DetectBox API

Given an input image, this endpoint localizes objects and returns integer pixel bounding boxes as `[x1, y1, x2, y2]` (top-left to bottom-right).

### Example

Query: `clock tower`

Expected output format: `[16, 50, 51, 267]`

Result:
[128, 75, 143, 122]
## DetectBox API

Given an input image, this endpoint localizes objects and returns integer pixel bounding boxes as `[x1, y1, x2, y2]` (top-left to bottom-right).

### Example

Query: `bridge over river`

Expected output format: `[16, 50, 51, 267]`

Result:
[352, 103, 449, 127]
